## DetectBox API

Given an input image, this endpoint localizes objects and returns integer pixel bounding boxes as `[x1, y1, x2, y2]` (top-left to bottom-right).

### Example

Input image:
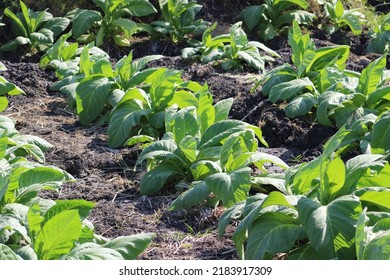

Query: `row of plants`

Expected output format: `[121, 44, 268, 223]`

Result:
[2, 0, 390, 56]
[0, 115, 154, 259]
[256, 21, 390, 129]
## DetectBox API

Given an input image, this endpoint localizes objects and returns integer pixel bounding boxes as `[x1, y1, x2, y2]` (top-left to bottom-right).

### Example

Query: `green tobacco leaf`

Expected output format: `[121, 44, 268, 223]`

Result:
[19, 166, 67, 188]
[359, 190, 390, 211]
[309, 45, 350, 72]
[126, 0, 157, 17]
[358, 55, 386, 95]
[64, 243, 123, 260]
[321, 157, 346, 203]
[0, 36, 31, 52]
[107, 100, 151, 148]
[341, 12, 362, 35]
[34, 210, 82, 260]
[169, 181, 210, 210]
[214, 98, 233, 122]
[76, 76, 114, 124]
[103, 233, 155, 260]
[297, 195, 361, 259]
[72, 9, 102, 39]
[241, 5, 264, 31]
[285, 93, 317, 118]
[371, 112, 390, 154]
[0, 244, 22, 260]
[269, 77, 315, 103]
[355, 209, 368, 260]
[206, 167, 251, 207]
[362, 219, 390, 260]
[140, 164, 181, 195]
[0, 97, 8, 112]
[287, 244, 321, 260]
[292, 157, 323, 195]
[43, 17, 70, 37]
[245, 212, 306, 260]
[218, 201, 245, 237]
[166, 107, 198, 144]
[43, 200, 96, 223]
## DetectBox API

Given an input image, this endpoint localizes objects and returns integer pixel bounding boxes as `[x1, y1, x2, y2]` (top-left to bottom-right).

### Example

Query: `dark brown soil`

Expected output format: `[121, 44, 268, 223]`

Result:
[0, 0, 379, 260]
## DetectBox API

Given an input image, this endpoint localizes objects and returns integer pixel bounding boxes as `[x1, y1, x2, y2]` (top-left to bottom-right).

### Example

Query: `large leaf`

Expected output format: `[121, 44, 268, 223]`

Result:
[71, 9, 102, 39]
[103, 233, 155, 259]
[0, 244, 22, 260]
[370, 111, 390, 154]
[245, 212, 306, 260]
[297, 195, 361, 259]
[126, 0, 157, 16]
[358, 55, 387, 95]
[241, 5, 264, 31]
[169, 181, 210, 210]
[107, 100, 151, 148]
[269, 77, 315, 103]
[64, 243, 123, 260]
[206, 168, 251, 207]
[75, 76, 114, 124]
[285, 93, 317, 118]
[139, 164, 181, 195]
[34, 210, 82, 260]
[43, 17, 71, 37]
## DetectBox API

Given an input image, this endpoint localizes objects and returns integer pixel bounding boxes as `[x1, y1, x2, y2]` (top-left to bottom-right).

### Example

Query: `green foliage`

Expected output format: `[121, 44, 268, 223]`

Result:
[67, 0, 157, 47]
[256, 21, 349, 118]
[0, 0, 70, 52]
[151, 0, 210, 43]
[182, 22, 280, 71]
[239, 0, 315, 41]
[134, 97, 285, 209]
[321, 0, 365, 35]
[317, 54, 390, 128]
[0, 115, 154, 260]
[0, 63, 25, 112]
[367, 12, 390, 54]
[219, 115, 390, 259]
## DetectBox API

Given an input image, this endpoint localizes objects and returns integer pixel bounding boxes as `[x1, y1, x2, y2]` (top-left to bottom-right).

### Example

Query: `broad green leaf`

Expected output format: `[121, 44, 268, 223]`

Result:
[287, 244, 321, 260]
[297, 195, 361, 259]
[0, 97, 8, 112]
[362, 219, 390, 260]
[43, 200, 95, 223]
[214, 98, 233, 123]
[341, 12, 362, 35]
[262, 73, 297, 96]
[64, 243, 123, 260]
[355, 208, 368, 260]
[292, 157, 323, 195]
[269, 77, 315, 103]
[139, 164, 181, 195]
[76, 76, 114, 124]
[321, 157, 346, 203]
[309, 45, 350, 72]
[103, 233, 155, 260]
[126, 0, 157, 16]
[206, 168, 251, 207]
[178, 136, 197, 162]
[0, 36, 31, 52]
[245, 212, 306, 260]
[72, 10, 102, 39]
[166, 106, 198, 144]
[285, 93, 317, 118]
[43, 17, 70, 37]
[107, 100, 151, 148]
[241, 5, 264, 30]
[359, 190, 390, 211]
[169, 181, 210, 210]
[30, 28, 54, 44]
[34, 210, 82, 260]
[113, 18, 137, 38]
[0, 244, 22, 260]
[358, 55, 386, 95]
[19, 166, 66, 188]
[371, 112, 390, 154]
[218, 201, 245, 237]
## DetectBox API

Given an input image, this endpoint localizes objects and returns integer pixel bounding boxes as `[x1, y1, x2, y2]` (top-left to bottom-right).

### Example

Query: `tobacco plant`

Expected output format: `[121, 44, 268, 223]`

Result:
[317, 54, 390, 128]
[239, 0, 315, 41]
[367, 12, 390, 54]
[151, 0, 210, 43]
[135, 96, 288, 209]
[256, 21, 349, 118]
[0, 63, 24, 112]
[182, 22, 280, 71]
[219, 114, 390, 259]
[0, 0, 70, 52]
[321, 0, 365, 35]
[0, 116, 154, 260]
[67, 0, 156, 46]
